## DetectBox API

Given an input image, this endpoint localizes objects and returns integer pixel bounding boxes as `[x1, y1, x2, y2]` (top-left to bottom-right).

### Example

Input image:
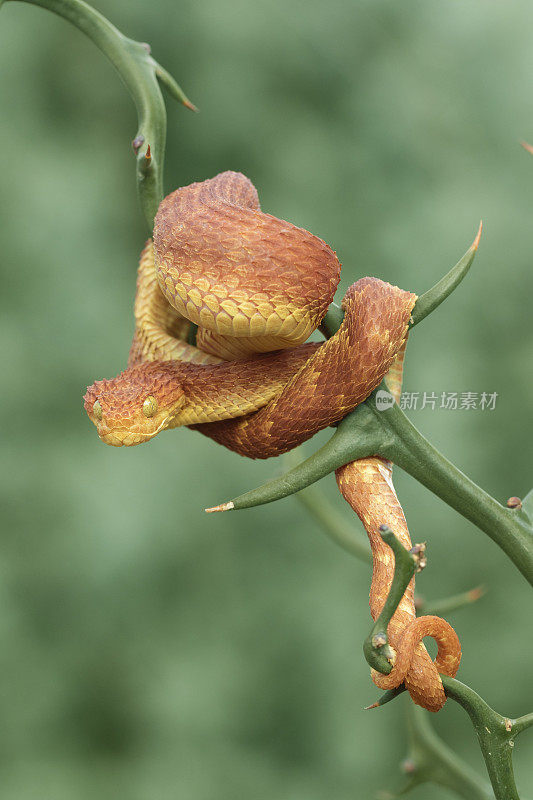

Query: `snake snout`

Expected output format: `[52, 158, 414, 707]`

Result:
[91, 414, 174, 447]
[84, 367, 187, 447]
[97, 427, 127, 447]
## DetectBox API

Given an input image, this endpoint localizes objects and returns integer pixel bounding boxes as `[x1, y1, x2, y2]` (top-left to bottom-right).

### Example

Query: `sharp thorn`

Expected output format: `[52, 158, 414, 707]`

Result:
[183, 98, 199, 113]
[374, 685, 407, 707]
[364, 702, 380, 710]
[411, 222, 483, 327]
[220, 425, 373, 512]
[154, 63, 199, 112]
[520, 140, 533, 155]
[144, 144, 152, 163]
[205, 501, 234, 514]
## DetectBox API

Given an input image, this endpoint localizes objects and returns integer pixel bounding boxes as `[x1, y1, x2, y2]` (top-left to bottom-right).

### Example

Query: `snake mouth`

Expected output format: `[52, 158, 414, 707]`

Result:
[97, 428, 131, 447]
[96, 415, 173, 447]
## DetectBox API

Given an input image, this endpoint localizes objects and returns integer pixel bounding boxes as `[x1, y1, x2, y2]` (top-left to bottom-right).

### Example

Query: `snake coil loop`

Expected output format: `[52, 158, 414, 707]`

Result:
[84, 171, 461, 710]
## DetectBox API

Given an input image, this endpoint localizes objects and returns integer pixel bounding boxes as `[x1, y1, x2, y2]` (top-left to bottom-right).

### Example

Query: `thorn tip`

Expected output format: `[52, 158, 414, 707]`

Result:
[183, 99, 199, 112]
[472, 220, 483, 251]
[205, 501, 234, 514]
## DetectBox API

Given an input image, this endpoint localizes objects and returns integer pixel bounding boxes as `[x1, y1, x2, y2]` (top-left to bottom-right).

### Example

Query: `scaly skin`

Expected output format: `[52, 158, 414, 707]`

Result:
[153, 171, 340, 359]
[128, 240, 221, 368]
[336, 458, 461, 711]
[190, 277, 417, 458]
[336, 343, 461, 711]
[84, 171, 461, 710]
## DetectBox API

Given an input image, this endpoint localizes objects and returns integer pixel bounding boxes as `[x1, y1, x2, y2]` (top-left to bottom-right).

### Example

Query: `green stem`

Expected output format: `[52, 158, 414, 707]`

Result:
[401, 702, 493, 800]
[363, 526, 418, 674]
[442, 677, 527, 800]
[225, 403, 384, 511]
[368, 685, 407, 709]
[513, 713, 533, 738]
[5, 0, 194, 228]
[376, 400, 533, 586]
[222, 388, 533, 584]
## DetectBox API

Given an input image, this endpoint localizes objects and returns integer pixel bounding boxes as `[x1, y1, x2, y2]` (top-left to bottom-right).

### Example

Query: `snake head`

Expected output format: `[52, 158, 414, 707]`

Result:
[84, 362, 187, 446]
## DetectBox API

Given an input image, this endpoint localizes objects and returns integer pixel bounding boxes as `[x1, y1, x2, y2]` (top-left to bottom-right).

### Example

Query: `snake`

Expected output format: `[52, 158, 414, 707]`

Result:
[84, 170, 461, 710]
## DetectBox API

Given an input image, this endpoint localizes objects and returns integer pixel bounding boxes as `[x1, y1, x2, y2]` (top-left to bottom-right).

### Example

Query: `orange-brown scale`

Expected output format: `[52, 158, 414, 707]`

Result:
[84, 343, 321, 446]
[334, 341, 461, 712]
[153, 172, 341, 356]
[336, 458, 461, 712]
[128, 240, 221, 367]
[191, 278, 417, 458]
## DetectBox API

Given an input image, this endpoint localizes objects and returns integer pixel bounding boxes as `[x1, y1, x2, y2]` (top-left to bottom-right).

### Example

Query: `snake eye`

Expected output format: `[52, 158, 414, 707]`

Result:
[93, 400, 103, 421]
[142, 395, 158, 418]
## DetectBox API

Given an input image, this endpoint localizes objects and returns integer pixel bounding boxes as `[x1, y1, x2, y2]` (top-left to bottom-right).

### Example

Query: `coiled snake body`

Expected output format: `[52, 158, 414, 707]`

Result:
[85, 171, 460, 710]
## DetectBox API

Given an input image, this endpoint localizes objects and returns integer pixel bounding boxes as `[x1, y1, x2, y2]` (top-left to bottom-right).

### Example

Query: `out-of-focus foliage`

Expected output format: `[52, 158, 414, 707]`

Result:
[0, 1, 532, 797]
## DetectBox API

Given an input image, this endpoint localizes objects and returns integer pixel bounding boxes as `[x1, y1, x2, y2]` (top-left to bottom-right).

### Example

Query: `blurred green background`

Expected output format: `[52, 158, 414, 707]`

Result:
[1, 0, 532, 797]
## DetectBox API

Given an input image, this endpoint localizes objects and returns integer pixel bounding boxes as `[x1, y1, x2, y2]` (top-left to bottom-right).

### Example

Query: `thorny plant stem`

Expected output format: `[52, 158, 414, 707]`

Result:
[362, 510, 531, 799]
[225, 227, 533, 584]
[374, 399, 533, 586]
[442, 677, 532, 800]
[400, 702, 493, 800]
[363, 526, 417, 674]
[228, 390, 533, 585]
[3, 0, 194, 228]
